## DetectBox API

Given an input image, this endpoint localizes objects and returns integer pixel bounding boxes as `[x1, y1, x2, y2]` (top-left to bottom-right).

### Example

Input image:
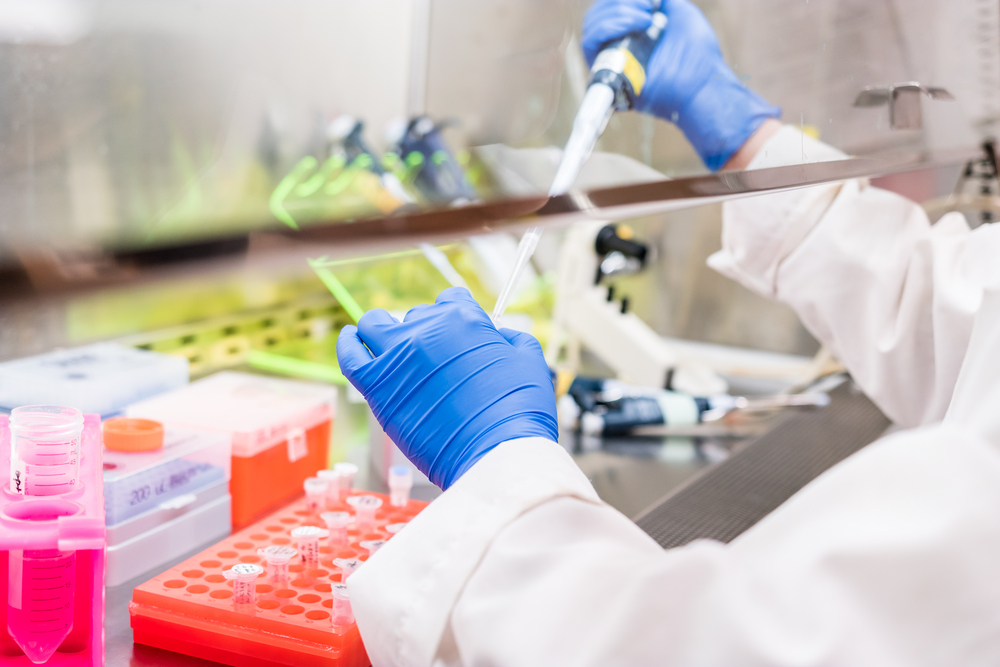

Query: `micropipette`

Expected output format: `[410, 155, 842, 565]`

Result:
[491, 1, 668, 323]
[330, 116, 468, 290]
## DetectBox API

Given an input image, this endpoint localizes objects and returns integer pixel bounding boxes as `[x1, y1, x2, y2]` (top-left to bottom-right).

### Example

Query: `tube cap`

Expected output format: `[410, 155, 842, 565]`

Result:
[102, 417, 164, 452]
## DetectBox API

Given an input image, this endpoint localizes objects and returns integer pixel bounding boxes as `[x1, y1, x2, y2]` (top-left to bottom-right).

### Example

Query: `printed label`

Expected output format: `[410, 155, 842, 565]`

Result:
[10, 460, 25, 495]
[286, 427, 308, 463]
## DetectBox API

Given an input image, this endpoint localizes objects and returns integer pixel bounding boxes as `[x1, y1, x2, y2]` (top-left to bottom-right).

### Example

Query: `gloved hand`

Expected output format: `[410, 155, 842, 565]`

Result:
[582, 0, 780, 170]
[337, 287, 559, 490]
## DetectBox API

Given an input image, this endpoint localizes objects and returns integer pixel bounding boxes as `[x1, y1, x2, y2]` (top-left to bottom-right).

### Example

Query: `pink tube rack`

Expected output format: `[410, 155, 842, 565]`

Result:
[0, 413, 106, 666]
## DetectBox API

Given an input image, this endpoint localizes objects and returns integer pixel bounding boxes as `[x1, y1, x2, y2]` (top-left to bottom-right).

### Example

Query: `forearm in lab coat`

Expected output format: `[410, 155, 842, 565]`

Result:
[712, 126, 1000, 427]
[351, 427, 1000, 667]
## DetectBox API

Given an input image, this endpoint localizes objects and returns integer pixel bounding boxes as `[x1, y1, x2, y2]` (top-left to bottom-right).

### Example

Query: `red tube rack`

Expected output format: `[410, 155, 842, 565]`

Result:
[130, 491, 428, 667]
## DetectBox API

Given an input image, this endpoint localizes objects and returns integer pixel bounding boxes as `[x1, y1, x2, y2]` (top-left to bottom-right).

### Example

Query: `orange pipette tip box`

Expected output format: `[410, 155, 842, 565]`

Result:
[129, 491, 428, 667]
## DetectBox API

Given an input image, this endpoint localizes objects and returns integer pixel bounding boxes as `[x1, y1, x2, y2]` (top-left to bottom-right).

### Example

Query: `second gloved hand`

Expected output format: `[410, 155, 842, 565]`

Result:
[337, 287, 558, 490]
[582, 0, 780, 170]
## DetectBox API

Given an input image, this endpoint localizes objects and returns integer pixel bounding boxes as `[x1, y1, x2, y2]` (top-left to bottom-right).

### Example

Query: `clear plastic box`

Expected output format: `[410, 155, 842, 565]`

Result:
[0, 343, 189, 417]
[105, 478, 231, 587]
[103, 425, 231, 526]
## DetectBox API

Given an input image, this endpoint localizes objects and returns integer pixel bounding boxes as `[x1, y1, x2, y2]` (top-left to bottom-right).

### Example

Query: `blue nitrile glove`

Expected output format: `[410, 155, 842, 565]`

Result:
[582, 0, 781, 170]
[336, 287, 558, 490]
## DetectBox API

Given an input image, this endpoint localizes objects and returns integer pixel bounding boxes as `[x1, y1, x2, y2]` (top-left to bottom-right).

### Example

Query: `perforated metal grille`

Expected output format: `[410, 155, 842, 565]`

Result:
[634, 382, 891, 549]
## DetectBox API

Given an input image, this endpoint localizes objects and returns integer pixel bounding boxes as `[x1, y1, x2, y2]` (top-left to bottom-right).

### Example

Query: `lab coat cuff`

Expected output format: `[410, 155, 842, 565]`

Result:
[348, 437, 601, 667]
[709, 125, 847, 298]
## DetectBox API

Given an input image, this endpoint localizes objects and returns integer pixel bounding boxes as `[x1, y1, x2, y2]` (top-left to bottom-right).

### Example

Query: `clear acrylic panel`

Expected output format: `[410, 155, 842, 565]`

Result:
[0, 0, 994, 264]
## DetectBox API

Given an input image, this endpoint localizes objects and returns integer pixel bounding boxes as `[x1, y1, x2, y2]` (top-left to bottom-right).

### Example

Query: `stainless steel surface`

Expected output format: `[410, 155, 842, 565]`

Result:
[569, 430, 753, 520]
[635, 380, 892, 547]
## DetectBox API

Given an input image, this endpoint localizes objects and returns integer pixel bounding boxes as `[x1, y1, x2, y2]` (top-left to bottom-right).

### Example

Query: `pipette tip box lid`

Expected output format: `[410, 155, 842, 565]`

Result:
[0, 343, 188, 418]
[130, 490, 428, 667]
[126, 372, 336, 527]
[106, 479, 231, 588]
[103, 424, 232, 586]
[0, 413, 106, 666]
[103, 424, 231, 526]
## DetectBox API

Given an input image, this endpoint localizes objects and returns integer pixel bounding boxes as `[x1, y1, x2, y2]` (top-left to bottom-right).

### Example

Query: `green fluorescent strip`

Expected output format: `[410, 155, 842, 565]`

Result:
[270, 156, 318, 230]
[309, 245, 454, 269]
[309, 263, 365, 323]
[247, 349, 347, 385]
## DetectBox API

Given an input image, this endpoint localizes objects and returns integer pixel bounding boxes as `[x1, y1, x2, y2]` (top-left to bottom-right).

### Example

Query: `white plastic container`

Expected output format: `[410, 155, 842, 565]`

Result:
[103, 425, 231, 526]
[0, 343, 188, 417]
[105, 478, 231, 587]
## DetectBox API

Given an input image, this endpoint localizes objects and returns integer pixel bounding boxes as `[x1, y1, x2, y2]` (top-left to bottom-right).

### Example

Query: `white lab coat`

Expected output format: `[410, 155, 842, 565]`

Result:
[348, 126, 1000, 666]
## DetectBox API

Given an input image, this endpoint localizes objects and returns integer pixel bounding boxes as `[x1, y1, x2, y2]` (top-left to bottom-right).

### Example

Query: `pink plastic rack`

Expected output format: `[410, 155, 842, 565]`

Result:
[0, 413, 106, 666]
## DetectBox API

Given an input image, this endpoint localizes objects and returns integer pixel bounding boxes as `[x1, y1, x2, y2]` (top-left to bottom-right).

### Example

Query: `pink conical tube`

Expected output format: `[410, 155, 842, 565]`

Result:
[7, 548, 76, 664]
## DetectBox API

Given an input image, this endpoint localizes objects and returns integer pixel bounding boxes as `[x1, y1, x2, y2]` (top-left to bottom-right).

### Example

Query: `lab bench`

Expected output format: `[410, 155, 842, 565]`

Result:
[103, 379, 887, 666]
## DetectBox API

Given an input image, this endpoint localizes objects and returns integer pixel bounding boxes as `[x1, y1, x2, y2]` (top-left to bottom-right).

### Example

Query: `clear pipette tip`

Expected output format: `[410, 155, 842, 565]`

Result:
[490, 227, 541, 324]
[491, 82, 616, 324]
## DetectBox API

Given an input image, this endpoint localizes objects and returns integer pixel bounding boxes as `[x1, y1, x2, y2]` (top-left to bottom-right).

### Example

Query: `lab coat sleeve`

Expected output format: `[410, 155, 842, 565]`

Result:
[352, 404, 1000, 666]
[709, 125, 1000, 427]
[347, 437, 604, 667]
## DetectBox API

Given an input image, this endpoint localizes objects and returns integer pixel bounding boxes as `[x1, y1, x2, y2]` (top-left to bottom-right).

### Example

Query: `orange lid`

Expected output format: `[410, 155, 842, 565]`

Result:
[103, 417, 164, 452]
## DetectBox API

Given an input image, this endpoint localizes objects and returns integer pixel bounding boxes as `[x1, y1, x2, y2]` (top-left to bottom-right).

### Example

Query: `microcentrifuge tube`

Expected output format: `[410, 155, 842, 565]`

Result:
[291, 525, 329, 570]
[257, 545, 297, 585]
[9, 405, 83, 496]
[334, 462, 358, 499]
[333, 557, 361, 582]
[7, 548, 77, 664]
[224, 563, 263, 607]
[321, 511, 351, 546]
[360, 540, 386, 558]
[385, 522, 408, 534]
[346, 494, 382, 532]
[388, 465, 413, 507]
[317, 469, 342, 507]
[331, 583, 354, 628]
[303, 476, 328, 513]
